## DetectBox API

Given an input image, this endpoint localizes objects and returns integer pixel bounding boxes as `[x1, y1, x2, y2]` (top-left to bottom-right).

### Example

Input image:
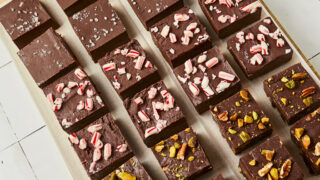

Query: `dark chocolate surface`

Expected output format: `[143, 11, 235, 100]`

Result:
[173, 46, 240, 113]
[290, 107, 320, 174]
[239, 136, 304, 180]
[264, 63, 320, 124]
[199, 0, 261, 38]
[124, 81, 186, 146]
[211, 89, 272, 154]
[128, 0, 184, 28]
[150, 6, 212, 67]
[69, 114, 133, 180]
[18, 28, 77, 88]
[42, 67, 107, 133]
[98, 40, 159, 99]
[104, 157, 152, 180]
[227, 17, 293, 79]
[69, 0, 127, 59]
[152, 128, 212, 179]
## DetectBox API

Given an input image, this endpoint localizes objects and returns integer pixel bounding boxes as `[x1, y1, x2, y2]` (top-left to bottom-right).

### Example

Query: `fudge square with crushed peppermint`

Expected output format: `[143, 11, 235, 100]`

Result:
[68, 113, 133, 180]
[227, 17, 293, 79]
[150, 6, 212, 68]
[98, 40, 160, 99]
[173, 46, 240, 113]
[0, 0, 58, 49]
[210, 89, 272, 154]
[199, 0, 262, 38]
[69, 0, 129, 61]
[124, 81, 188, 147]
[42, 67, 108, 133]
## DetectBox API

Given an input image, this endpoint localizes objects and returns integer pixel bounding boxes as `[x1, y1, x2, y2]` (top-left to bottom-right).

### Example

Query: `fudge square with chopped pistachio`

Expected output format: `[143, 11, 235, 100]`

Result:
[210, 89, 272, 154]
[264, 63, 320, 124]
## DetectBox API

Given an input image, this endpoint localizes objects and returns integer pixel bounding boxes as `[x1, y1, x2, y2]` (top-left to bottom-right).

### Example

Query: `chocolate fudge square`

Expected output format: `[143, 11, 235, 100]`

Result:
[104, 156, 152, 180]
[98, 40, 160, 99]
[124, 81, 187, 147]
[68, 114, 133, 180]
[210, 89, 272, 154]
[128, 0, 184, 29]
[0, 0, 58, 49]
[264, 63, 320, 124]
[290, 107, 320, 174]
[57, 0, 96, 16]
[152, 128, 212, 179]
[239, 136, 304, 180]
[150, 6, 212, 68]
[18, 28, 77, 88]
[227, 17, 293, 79]
[199, 0, 262, 38]
[174, 46, 240, 113]
[43, 67, 108, 133]
[69, 0, 129, 61]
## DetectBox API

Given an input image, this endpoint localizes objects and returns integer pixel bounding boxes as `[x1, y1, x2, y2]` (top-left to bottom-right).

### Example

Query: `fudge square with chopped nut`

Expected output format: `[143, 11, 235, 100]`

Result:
[69, 0, 129, 61]
[264, 63, 320, 124]
[152, 128, 212, 179]
[227, 17, 293, 79]
[173, 46, 240, 113]
[239, 136, 304, 180]
[0, 0, 58, 49]
[128, 0, 184, 29]
[68, 113, 133, 180]
[210, 89, 272, 154]
[57, 0, 96, 16]
[124, 81, 188, 147]
[290, 107, 320, 174]
[42, 67, 108, 133]
[18, 28, 77, 88]
[98, 40, 160, 99]
[103, 156, 152, 180]
[150, 6, 212, 68]
[199, 0, 262, 38]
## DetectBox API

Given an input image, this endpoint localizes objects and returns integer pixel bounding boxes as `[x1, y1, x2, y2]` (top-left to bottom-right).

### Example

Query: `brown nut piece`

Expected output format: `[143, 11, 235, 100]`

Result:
[302, 134, 311, 150]
[258, 162, 273, 177]
[261, 149, 275, 161]
[258, 123, 266, 130]
[301, 86, 315, 98]
[171, 134, 179, 141]
[218, 111, 228, 122]
[294, 128, 304, 140]
[279, 159, 292, 178]
[177, 143, 187, 160]
[238, 118, 244, 128]
[292, 73, 307, 80]
[314, 142, 320, 156]
[187, 137, 197, 148]
[230, 113, 238, 121]
[240, 90, 250, 101]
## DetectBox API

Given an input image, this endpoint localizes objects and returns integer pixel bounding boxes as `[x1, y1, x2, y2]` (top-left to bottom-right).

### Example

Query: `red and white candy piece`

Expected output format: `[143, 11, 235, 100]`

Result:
[145, 127, 158, 138]
[261, 41, 269, 55]
[47, 93, 54, 106]
[91, 131, 101, 146]
[201, 76, 209, 88]
[205, 57, 219, 68]
[134, 97, 144, 105]
[263, 18, 272, 24]
[258, 25, 269, 35]
[126, 50, 140, 58]
[68, 133, 79, 144]
[147, 87, 157, 99]
[245, 33, 254, 40]
[181, 35, 190, 46]
[52, 104, 61, 112]
[219, 0, 234, 7]
[55, 83, 65, 93]
[219, 71, 235, 81]
[250, 53, 264, 65]
[68, 81, 78, 88]
[74, 68, 87, 80]
[103, 62, 116, 71]
[79, 138, 87, 150]
[166, 95, 174, 109]
[93, 148, 101, 162]
[77, 100, 84, 110]
[184, 60, 193, 74]
[174, 14, 190, 22]
[240, 1, 261, 13]
[184, 30, 193, 38]
[134, 56, 146, 70]
[160, 90, 169, 98]
[117, 67, 126, 75]
[202, 86, 214, 96]
[86, 89, 94, 97]
[186, 22, 198, 31]
[216, 80, 231, 93]
[152, 102, 160, 120]
[276, 38, 285, 47]
[198, 54, 207, 63]
[250, 45, 262, 54]
[188, 82, 200, 96]
[161, 25, 170, 38]
[85, 98, 93, 111]
[87, 124, 102, 134]
[257, 34, 265, 42]
[236, 31, 245, 44]
[138, 110, 150, 122]
[144, 61, 152, 68]
[218, 15, 229, 23]
[169, 33, 177, 43]
[89, 162, 96, 173]
[204, 0, 216, 4]
[104, 143, 112, 160]
[116, 144, 127, 152]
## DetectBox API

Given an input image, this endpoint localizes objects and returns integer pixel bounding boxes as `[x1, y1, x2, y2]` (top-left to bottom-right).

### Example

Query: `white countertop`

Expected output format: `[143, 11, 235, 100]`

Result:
[0, 0, 319, 179]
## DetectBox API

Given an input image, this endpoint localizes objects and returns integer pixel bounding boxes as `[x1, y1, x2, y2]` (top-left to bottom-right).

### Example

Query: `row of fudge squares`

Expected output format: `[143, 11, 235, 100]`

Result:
[68, 112, 213, 179]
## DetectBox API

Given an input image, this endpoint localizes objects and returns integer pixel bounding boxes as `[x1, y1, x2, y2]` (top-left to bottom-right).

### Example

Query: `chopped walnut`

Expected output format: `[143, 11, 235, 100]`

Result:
[258, 162, 273, 177]
[240, 90, 250, 101]
[302, 134, 311, 150]
[314, 142, 320, 156]
[279, 159, 292, 178]
[218, 111, 228, 122]
[294, 128, 304, 140]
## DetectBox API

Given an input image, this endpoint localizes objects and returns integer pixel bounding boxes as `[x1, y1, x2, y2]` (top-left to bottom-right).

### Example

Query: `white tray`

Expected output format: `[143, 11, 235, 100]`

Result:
[0, 0, 319, 179]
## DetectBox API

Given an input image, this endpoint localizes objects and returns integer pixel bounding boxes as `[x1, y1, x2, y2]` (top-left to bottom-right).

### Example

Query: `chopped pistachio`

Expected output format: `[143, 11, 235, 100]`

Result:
[155, 145, 165, 152]
[281, 98, 287, 106]
[249, 159, 256, 166]
[228, 128, 237, 134]
[230, 113, 238, 121]
[258, 123, 266, 130]
[169, 146, 176, 158]
[174, 142, 181, 149]
[294, 128, 304, 139]
[238, 119, 244, 128]
[185, 128, 191, 132]
[188, 156, 195, 162]
[239, 131, 251, 143]
[187, 137, 197, 148]
[240, 90, 250, 101]
[281, 77, 289, 82]
[160, 153, 166, 157]
[316, 158, 320, 166]
[244, 115, 253, 124]
[285, 80, 295, 89]
[252, 111, 258, 120]
[261, 117, 269, 123]
[117, 172, 136, 180]
[171, 134, 179, 141]
[303, 96, 313, 107]
[270, 168, 279, 180]
[236, 101, 241, 107]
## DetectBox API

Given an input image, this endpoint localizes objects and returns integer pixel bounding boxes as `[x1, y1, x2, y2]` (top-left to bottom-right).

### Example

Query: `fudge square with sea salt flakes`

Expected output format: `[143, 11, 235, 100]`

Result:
[199, 0, 262, 38]
[18, 28, 77, 88]
[0, 0, 58, 49]
[173, 46, 240, 113]
[98, 40, 160, 99]
[124, 81, 188, 147]
[227, 17, 293, 79]
[42, 67, 108, 133]
[57, 0, 96, 17]
[150, 6, 212, 68]
[68, 113, 133, 180]
[69, 0, 129, 61]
